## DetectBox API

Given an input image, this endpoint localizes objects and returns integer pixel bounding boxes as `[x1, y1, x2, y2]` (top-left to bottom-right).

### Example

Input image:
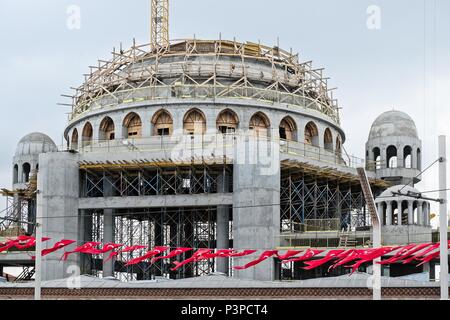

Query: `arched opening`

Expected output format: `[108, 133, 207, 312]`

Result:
[13, 164, 18, 184]
[217, 109, 239, 134]
[304, 121, 319, 146]
[324, 128, 333, 151]
[99, 117, 115, 141]
[71, 129, 79, 150]
[82, 122, 93, 147]
[123, 112, 142, 139]
[403, 146, 412, 169]
[373, 147, 381, 170]
[386, 145, 398, 168]
[279, 116, 297, 141]
[249, 112, 270, 138]
[417, 148, 421, 170]
[183, 109, 206, 135]
[152, 109, 173, 136]
[22, 163, 31, 183]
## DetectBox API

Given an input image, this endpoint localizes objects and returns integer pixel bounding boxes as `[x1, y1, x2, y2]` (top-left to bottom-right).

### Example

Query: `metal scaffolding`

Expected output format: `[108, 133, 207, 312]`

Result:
[83, 207, 221, 281]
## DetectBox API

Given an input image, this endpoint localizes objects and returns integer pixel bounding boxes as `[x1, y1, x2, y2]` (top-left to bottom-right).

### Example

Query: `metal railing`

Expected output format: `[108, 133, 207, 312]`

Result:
[66, 133, 373, 171]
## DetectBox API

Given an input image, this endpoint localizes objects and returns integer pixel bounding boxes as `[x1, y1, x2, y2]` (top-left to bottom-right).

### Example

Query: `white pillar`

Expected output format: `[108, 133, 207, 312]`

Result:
[377, 203, 384, 225]
[397, 200, 402, 226]
[408, 201, 413, 225]
[418, 203, 423, 226]
[386, 201, 392, 226]
[438, 135, 448, 300]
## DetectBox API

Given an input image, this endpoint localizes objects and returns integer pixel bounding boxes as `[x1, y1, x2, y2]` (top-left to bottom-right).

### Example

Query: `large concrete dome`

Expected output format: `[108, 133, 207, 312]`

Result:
[368, 111, 418, 140]
[15, 132, 58, 157]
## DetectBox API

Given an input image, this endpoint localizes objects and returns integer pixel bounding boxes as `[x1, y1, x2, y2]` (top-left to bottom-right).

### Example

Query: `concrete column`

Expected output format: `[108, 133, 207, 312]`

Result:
[386, 201, 392, 226]
[38, 152, 80, 281]
[376, 203, 383, 225]
[216, 171, 230, 275]
[397, 200, 402, 226]
[102, 177, 115, 277]
[417, 202, 423, 226]
[102, 211, 115, 277]
[423, 262, 431, 280]
[422, 203, 428, 227]
[232, 135, 280, 281]
[407, 201, 413, 225]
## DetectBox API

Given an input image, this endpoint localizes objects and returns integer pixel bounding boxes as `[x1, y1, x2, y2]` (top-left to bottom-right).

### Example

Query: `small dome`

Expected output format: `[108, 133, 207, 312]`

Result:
[14, 132, 58, 157]
[368, 111, 418, 140]
[378, 185, 421, 199]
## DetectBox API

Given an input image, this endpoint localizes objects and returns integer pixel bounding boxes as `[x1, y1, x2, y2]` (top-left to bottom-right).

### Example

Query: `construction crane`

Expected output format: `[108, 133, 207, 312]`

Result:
[151, 0, 170, 49]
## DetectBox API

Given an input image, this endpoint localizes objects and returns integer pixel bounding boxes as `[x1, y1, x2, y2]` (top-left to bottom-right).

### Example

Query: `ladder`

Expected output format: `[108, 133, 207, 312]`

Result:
[338, 229, 357, 248]
[356, 168, 379, 226]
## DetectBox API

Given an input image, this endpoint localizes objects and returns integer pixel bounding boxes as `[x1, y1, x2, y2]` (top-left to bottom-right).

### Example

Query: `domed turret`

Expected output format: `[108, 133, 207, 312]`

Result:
[366, 110, 422, 185]
[12, 132, 58, 187]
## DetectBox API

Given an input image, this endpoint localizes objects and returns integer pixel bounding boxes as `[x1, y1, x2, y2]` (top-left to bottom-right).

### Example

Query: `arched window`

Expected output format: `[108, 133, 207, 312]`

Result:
[99, 117, 115, 141]
[279, 116, 297, 141]
[417, 148, 421, 170]
[152, 110, 173, 136]
[304, 121, 319, 146]
[22, 163, 31, 183]
[249, 112, 270, 138]
[403, 146, 412, 169]
[184, 109, 206, 135]
[71, 129, 79, 150]
[324, 128, 333, 151]
[386, 145, 398, 168]
[217, 109, 239, 134]
[13, 164, 18, 184]
[373, 147, 381, 170]
[82, 122, 93, 146]
[123, 112, 142, 138]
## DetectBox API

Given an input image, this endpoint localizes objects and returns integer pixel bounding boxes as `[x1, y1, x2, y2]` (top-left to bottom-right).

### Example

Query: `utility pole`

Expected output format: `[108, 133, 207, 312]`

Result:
[438, 135, 448, 300]
[34, 189, 43, 300]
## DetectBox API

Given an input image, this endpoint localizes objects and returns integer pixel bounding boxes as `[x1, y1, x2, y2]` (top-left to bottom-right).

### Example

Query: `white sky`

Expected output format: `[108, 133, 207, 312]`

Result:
[0, 0, 449, 227]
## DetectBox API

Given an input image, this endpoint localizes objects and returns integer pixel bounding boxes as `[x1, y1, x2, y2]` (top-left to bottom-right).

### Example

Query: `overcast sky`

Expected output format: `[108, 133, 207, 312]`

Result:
[0, 0, 449, 225]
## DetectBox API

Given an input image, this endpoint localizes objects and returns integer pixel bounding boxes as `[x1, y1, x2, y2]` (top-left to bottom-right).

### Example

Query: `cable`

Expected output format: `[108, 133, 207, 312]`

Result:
[397, 158, 441, 194]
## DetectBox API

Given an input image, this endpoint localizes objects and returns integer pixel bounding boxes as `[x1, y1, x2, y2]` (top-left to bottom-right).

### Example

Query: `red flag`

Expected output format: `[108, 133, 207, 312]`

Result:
[347, 247, 397, 273]
[32, 240, 76, 259]
[105, 245, 148, 262]
[194, 249, 235, 260]
[62, 242, 102, 261]
[282, 249, 324, 263]
[233, 250, 279, 270]
[417, 241, 450, 267]
[277, 250, 303, 260]
[15, 237, 50, 250]
[329, 249, 363, 270]
[396, 243, 433, 264]
[0, 240, 20, 252]
[151, 248, 193, 264]
[403, 243, 440, 264]
[226, 250, 257, 258]
[302, 250, 346, 270]
[125, 246, 168, 266]
[378, 244, 417, 265]
[81, 242, 124, 255]
[171, 249, 213, 271]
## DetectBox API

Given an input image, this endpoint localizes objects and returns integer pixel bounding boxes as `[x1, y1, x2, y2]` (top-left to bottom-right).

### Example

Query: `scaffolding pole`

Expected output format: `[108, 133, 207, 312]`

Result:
[438, 135, 448, 300]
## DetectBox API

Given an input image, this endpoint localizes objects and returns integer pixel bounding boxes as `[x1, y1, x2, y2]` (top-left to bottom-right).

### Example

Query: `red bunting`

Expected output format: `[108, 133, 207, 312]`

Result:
[329, 249, 362, 270]
[150, 247, 193, 264]
[277, 250, 303, 260]
[282, 249, 324, 264]
[302, 250, 346, 270]
[15, 237, 50, 250]
[226, 250, 257, 257]
[125, 246, 168, 266]
[0, 240, 21, 252]
[32, 240, 76, 259]
[403, 243, 440, 264]
[347, 247, 398, 273]
[378, 244, 417, 265]
[233, 250, 279, 270]
[105, 245, 148, 262]
[171, 249, 213, 271]
[62, 242, 102, 261]
[417, 241, 450, 266]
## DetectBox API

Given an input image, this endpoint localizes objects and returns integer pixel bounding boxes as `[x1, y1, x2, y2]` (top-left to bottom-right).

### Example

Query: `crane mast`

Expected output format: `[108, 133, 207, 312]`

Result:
[151, 0, 170, 49]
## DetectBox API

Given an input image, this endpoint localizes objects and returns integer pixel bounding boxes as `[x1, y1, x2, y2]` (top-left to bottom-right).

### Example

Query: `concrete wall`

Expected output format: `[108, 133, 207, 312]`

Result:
[232, 137, 280, 281]
[38, 151, 80, 281]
